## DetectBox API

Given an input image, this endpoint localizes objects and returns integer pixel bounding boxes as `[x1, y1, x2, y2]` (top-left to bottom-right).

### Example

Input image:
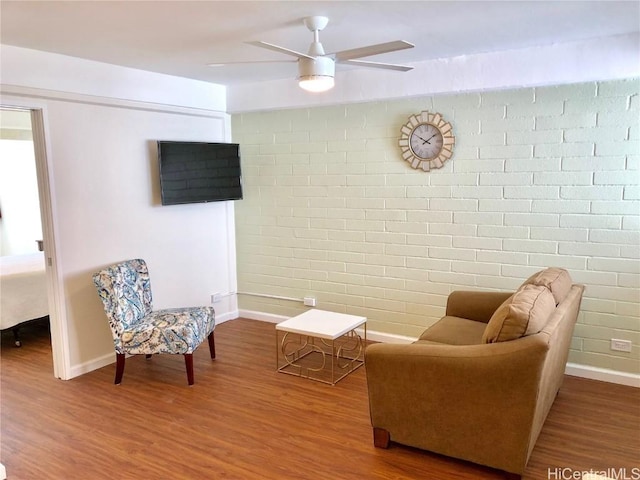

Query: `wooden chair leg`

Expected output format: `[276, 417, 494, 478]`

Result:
[207, 331, 216, 359]
[184, 353, 194, 385]
[115, 353, 125, 385]
[11, 326, 22, 347]
[373, 427, 390, 448]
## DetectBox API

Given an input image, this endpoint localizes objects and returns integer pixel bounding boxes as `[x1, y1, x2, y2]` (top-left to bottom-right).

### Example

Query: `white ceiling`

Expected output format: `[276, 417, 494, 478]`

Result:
[1, 1, 639, 87]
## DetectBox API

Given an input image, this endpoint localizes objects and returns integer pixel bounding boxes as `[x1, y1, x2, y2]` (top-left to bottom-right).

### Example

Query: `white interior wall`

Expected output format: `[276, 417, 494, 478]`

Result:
[1, 46, 234, 377]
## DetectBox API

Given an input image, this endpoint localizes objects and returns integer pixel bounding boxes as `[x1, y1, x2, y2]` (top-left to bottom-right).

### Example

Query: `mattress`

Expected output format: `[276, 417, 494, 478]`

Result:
[0, 252, 48, 330]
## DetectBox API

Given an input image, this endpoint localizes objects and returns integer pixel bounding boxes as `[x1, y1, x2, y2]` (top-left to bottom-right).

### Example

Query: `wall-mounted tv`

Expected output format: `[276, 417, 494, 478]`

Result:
[158, 141, 243, 205]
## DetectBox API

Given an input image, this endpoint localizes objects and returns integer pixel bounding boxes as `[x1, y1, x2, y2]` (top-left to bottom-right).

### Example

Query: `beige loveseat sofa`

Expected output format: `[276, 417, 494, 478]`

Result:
[365, 268, 585, 478]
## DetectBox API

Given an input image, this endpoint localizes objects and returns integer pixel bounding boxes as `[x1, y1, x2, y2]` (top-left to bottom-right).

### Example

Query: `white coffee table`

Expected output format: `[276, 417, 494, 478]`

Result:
[276, 309, 367, 385]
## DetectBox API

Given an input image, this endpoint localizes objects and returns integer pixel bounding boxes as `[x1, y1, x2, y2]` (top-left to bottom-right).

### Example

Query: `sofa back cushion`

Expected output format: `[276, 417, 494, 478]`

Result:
[482, 285, 556, 343]
[522, 267, 572, 305]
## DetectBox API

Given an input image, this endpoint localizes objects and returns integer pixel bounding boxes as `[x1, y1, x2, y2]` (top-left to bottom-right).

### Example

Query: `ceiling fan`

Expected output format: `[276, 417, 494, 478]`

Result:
[211, 16, 414, 93]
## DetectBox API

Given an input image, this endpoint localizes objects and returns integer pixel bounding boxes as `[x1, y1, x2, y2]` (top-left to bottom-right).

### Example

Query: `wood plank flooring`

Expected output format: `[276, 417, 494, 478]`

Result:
[1, 318, 639, 479]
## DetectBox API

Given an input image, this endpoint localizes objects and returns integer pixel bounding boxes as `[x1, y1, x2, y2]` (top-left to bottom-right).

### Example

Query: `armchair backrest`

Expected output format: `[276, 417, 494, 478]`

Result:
[93, 259, 153, 343]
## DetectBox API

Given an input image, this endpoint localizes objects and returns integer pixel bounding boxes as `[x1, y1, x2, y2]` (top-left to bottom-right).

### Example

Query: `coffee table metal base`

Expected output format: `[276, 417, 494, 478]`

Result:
[276, 326, 366, 385]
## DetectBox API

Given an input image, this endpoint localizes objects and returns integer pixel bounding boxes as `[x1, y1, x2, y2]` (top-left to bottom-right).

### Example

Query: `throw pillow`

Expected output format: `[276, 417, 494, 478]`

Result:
[522, 267, 572, 305]
[482, 284, 556, 343]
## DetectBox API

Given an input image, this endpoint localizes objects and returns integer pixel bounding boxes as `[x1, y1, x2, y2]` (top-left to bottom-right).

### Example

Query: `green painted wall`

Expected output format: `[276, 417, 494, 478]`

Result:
[232, 79, 640, 374]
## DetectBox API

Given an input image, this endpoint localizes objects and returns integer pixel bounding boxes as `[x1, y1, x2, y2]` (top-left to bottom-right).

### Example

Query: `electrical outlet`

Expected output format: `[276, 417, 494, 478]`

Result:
[610, 338, 632, 352]
[211, 293, 222, 304]
[303, 296, 316, 307]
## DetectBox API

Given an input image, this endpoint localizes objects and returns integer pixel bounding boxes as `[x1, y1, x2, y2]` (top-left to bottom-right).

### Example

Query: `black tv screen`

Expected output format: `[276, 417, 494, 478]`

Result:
[158, 141, 243, 205]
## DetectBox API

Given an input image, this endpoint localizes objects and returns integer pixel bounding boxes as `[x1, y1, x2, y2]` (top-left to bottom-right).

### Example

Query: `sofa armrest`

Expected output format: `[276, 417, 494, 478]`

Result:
[365, 336, 549, 474]
[445, 290, 512, 323]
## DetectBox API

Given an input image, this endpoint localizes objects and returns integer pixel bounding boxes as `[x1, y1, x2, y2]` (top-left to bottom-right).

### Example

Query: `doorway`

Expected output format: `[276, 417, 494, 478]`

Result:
[0, 105, 66, 379]
[0, 109, 46, 347]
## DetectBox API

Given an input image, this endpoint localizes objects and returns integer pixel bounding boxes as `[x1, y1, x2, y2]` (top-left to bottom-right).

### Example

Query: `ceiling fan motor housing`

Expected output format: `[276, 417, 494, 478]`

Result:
[298, 55, 335, 82]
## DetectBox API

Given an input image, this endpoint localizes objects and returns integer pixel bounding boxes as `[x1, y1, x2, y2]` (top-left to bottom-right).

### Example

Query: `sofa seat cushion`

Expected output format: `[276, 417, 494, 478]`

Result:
[522, 267, 572, 305]
[418, 316, 487, 346]
[482, 285, 556, 343]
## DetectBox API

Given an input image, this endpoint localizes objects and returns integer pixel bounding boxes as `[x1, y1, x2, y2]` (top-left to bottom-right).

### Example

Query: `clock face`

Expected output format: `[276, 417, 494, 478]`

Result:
[409, 123, 443, 160]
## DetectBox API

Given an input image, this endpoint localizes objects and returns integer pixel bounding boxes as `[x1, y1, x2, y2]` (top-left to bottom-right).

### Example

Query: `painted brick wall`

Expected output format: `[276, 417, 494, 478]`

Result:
[231, 78, 640, 375]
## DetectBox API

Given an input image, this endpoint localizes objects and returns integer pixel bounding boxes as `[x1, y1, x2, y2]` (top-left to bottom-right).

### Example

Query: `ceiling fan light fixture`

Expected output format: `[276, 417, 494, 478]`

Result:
[299, 75, 335, 92]
[298, 56, 335, 93]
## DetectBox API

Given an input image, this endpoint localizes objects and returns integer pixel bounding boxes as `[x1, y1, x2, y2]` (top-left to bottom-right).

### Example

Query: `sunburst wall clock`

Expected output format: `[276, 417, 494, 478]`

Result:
[398, 111, 455, 171]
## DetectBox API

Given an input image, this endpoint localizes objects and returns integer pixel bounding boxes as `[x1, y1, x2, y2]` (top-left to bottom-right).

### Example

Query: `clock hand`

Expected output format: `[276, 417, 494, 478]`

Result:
[418, 133, 438, 145]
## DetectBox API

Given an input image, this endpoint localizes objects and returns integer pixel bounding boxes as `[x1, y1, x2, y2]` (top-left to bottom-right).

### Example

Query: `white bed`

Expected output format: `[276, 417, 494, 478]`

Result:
[0, 252, 48, 343]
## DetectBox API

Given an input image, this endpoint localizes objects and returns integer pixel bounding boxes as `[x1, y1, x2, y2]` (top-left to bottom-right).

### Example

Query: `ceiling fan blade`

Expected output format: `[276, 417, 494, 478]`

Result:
[247, 41, 315, 60]
[332, 40, 414, 61]
[339, 59, 414, 72]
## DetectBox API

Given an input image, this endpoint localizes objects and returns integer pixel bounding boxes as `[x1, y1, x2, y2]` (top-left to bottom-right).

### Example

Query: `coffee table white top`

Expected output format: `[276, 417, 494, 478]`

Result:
[276, 309, 366, 340]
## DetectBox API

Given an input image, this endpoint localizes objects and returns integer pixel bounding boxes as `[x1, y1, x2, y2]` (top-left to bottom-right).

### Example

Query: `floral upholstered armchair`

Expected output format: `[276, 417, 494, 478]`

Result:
[93, 259, 216, 385]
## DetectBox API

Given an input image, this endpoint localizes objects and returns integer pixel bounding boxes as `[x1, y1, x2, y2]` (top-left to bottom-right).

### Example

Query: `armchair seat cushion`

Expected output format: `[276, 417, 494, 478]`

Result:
[418, 316, 486, 346]
[120, 307, 215, 355]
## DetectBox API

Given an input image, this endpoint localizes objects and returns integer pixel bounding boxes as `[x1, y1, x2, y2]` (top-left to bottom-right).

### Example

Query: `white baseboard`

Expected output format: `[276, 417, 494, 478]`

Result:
[565, 363, 640, 388]
[238, 309, 286, 324]
[238, 309, 411, 344]
[69, 351, 115, 379]
[239, 309, 639, 388]
[69, 310, 639, 388]
[361, 329, 414, 344]
[215, 310, 238, 324]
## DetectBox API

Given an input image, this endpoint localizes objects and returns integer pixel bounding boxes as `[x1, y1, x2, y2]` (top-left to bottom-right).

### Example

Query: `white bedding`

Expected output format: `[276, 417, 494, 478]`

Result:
[0, 252, 48, 330]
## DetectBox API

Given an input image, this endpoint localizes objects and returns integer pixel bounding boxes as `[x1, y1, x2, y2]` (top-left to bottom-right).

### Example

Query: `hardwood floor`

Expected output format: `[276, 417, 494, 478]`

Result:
[1, 319, 638, 479]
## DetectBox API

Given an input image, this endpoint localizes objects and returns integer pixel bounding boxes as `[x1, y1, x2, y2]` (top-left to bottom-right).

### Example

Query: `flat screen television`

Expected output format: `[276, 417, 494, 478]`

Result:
[157, 140, 243, 205]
